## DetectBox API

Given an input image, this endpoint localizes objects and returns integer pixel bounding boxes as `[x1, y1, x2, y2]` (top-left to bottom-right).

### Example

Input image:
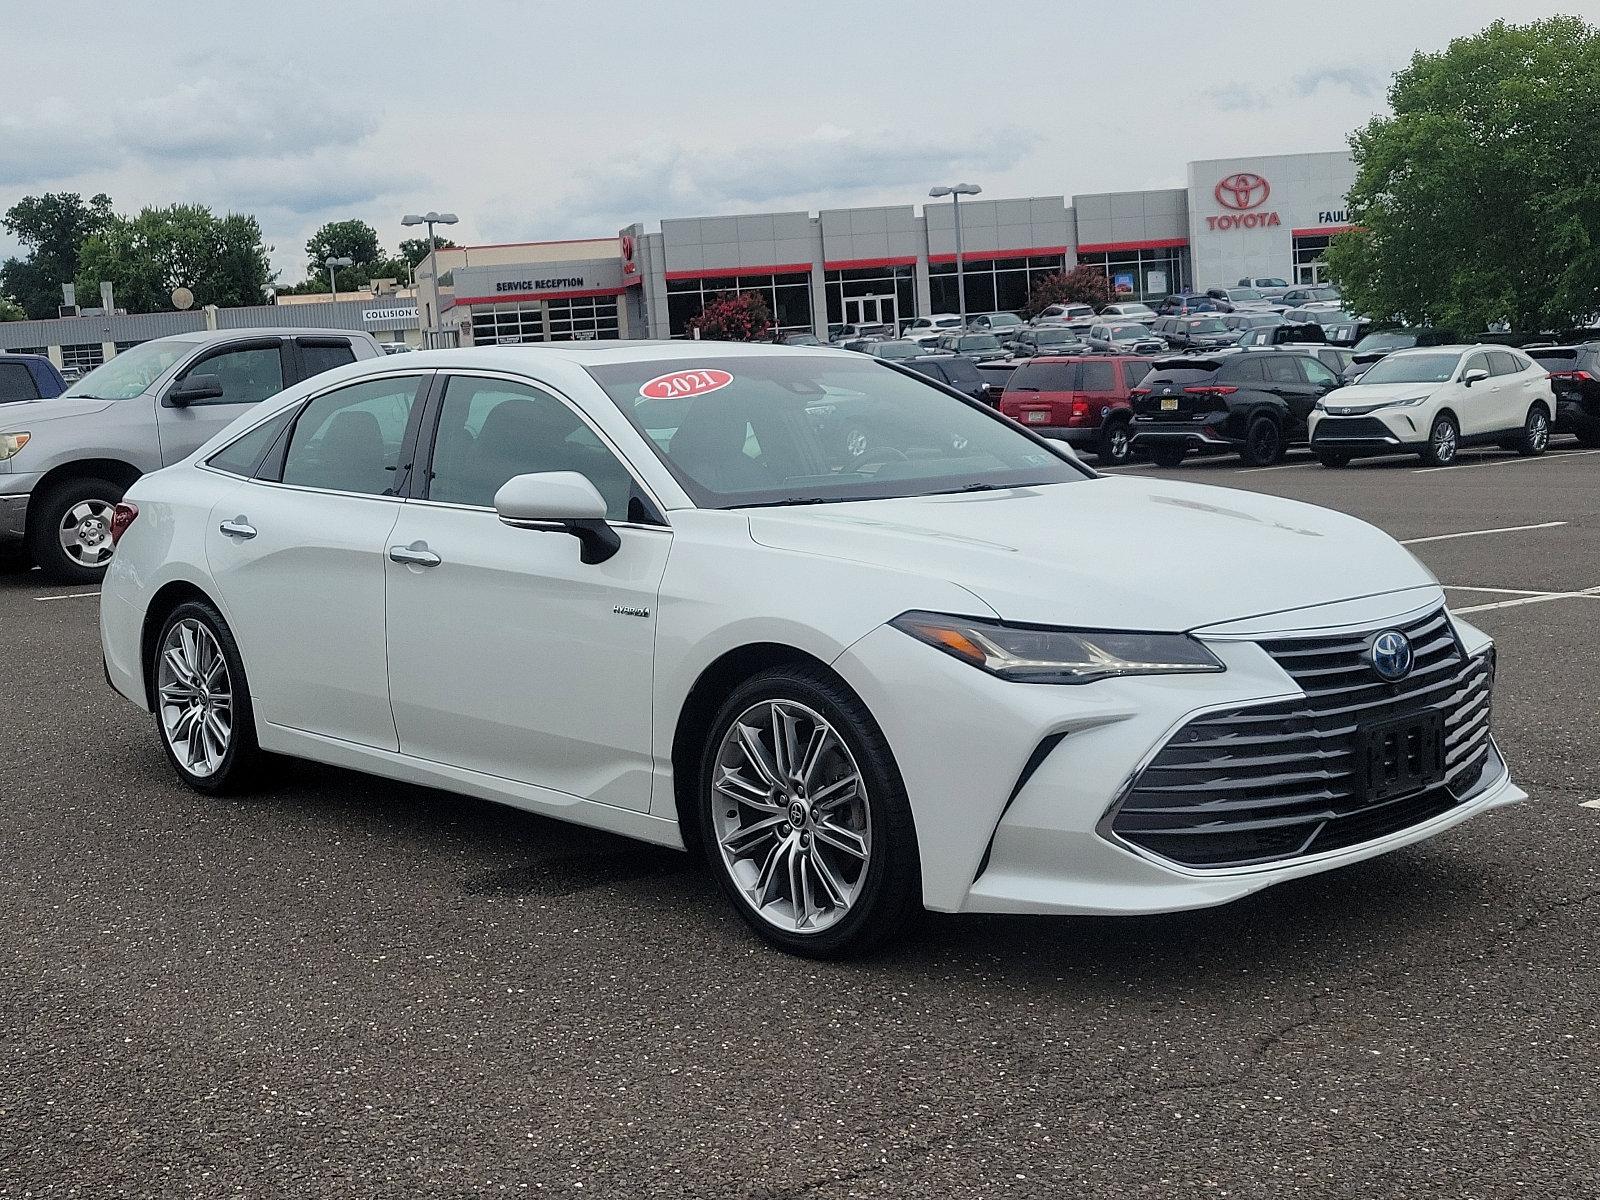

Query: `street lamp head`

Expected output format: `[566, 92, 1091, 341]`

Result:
[952, 183, 982, 196]
[401, 214, 423, 227]
[402, 211, 459, 227]
[325, 256, 353, 268]
[928, 187, 951, 198]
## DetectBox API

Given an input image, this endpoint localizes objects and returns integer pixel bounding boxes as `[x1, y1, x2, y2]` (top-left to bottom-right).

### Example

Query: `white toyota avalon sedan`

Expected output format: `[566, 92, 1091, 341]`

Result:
[99, 343, 1523, 956]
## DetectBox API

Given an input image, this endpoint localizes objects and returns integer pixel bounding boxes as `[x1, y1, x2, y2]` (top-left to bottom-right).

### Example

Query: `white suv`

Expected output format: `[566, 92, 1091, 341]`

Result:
[1309, 345, 1556, 467]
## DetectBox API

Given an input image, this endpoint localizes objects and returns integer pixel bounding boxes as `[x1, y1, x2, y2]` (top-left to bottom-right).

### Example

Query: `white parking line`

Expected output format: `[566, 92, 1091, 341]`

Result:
[1581, 799, 1600, 811]
[1400, 521, 1567, 545]
[1413, 448, 1600, 474]
[1452, 585, 1600, 614]
[1443, 585, 1562, 596]
[1236, 460, 1321, 474]
[35, 591, 100, 602]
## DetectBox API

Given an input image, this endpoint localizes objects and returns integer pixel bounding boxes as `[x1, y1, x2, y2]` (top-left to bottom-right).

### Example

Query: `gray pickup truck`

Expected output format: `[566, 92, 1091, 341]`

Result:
[0, 328, 382, 582]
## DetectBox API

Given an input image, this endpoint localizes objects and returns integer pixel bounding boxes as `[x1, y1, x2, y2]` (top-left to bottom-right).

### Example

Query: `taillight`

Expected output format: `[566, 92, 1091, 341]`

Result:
[1070, 399, 1091, 420]
[1185, 385, 1239, 396]
[110, 502, 139, 546]
[1129, 387, 1151, 397]
[1548, 370, 1593, 382]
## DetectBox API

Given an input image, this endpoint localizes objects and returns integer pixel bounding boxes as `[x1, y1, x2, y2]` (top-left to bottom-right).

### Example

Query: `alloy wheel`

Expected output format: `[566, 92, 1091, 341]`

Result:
[710, 700, 872, 934]
[157, 619, 233, 778]
[1434, 420, 1457, 462]
[1529, 411, 1549, 451]
[58, 499, 117, 568]
[1107, 426, 1131, 462]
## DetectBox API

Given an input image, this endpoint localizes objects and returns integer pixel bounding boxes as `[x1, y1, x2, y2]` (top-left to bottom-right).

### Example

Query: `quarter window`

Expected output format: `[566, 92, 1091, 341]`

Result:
[208, 407, 296, 477]
[1301, 358, 1340, 388]
[280, 376, 423, 496]
[179, 344, 284, 407]
[297, 339, 358, 379]
[1487, 351, 1522, 377]
[1079, 361, 1115, 391]
[427, 377, 635, 520]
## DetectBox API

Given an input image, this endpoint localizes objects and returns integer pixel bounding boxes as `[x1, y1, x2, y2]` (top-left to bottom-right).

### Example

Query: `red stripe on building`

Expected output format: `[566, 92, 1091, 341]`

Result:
[1291, 225, 1357, 237]
[823, 255, 917, 271]
[664, 262, 814, 281]
[1073, 238, 1188, 254]
[448, 286, 633, 307]
[926, 245, 1070, 265]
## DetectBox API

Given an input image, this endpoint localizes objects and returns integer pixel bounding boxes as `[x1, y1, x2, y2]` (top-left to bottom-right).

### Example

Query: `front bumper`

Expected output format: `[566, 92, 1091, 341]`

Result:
[1310, 409, 1427, 453]
[0, 492, 28, 547]
[833, 597, 1521, 916]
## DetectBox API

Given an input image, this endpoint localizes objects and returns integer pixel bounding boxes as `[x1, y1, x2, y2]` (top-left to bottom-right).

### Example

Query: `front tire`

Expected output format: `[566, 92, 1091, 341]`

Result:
[1148, 442, 1187, 468]
[152, 600, 263, 795]
[28, 476, 125, 585]
[1420, 414, 1459, 466]
[698, 666, 921, 958]
[1517, 405, 1550, 456]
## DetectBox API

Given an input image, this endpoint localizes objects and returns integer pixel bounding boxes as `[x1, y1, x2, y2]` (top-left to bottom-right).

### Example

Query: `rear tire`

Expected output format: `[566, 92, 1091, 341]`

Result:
[698, 665, 922, 958]
[1316, 450, 1352, 468]
[1517, 405, 1550, 456]
[28, 476, 126, 585]
[1148, 443, 1187, 468]
[151, 599, 264, 795]
[1239, 416, 1283, 467]
[1096, 420, 1134, 465]
[1419, 414, 1459, 466]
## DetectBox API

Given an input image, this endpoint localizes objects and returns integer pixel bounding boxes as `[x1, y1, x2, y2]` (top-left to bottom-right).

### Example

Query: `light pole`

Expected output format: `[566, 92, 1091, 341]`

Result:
[929, 184, 982, 327]
[325, 256, 353, 303]
[402, 211, 459, 348]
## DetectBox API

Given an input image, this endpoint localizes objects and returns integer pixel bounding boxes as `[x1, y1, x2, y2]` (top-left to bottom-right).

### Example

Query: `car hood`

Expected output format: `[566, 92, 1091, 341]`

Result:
[746, 476, 1435, 631]
[0, 395, 120, 428]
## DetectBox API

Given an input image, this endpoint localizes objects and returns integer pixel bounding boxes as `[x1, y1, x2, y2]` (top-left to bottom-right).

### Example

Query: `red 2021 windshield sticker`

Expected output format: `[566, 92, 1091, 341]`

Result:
[639, 368, 734, 400]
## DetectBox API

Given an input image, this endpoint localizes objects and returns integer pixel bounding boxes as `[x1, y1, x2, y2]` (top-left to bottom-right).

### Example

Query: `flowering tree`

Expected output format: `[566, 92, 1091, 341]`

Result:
[1024, 267, 1112, 317]
[687, 290, 773, 341]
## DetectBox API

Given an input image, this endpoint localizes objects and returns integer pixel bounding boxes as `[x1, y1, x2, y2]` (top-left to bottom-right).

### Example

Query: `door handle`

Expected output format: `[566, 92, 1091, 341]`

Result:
[219, 518, 257, 540]
[389, 543, 441, 567]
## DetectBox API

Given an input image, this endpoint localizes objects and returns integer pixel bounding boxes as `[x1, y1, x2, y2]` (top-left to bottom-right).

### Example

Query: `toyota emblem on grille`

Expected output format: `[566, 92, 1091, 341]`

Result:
[1369, 630, 1413, 681]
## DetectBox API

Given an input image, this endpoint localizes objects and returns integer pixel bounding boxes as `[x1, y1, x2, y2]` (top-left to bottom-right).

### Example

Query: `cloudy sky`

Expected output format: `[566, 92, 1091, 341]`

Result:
[1, 0, 1589, 285]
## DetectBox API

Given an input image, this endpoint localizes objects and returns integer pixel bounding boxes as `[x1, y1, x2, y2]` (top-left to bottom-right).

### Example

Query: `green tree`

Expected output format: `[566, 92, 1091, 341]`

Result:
[1326, 15, 1600, 332]
[0, 294, 26, 321]
[687, 291, 772, 341]
[399, 236, 458, 268]
[305, 218, 382, 279]
[1024, 266, 1112, 317]
[0, 192, 115, 318]
[76, 205, 275, 312]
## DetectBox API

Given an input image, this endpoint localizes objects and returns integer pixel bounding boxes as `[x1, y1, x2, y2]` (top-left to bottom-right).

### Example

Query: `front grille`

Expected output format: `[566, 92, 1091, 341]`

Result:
[1109, 609, 1495, 869]
[1314, 416, 1398, 440]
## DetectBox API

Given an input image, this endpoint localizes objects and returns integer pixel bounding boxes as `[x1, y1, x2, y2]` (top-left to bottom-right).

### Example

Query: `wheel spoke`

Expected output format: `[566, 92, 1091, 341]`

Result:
[809, 774, 858, 814]
[751, 836, 790, 909]
[720, 814, 787, 858]
[807, 848, 848, 909]
[788, 839, 812, 929]
[770, 704, 800, 781]
[736, 722, 781, 788]
[160, 681, 198, 705]
[813, 818, 869, 861]
[714, 764, 782, 811]
[797, 724, 831, 788]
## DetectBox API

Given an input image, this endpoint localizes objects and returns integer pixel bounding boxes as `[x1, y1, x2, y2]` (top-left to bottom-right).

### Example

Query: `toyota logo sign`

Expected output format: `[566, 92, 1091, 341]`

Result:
[1214, 172, 1271, 211]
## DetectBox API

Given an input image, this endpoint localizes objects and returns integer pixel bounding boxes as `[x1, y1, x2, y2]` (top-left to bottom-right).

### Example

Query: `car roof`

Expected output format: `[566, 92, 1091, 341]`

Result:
[0, 351, 53, 363]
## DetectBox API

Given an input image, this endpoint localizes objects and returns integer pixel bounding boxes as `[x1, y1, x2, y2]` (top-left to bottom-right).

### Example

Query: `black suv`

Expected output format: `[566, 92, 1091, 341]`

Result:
[1130, 350, 1344, 467]
[897, 354, 1000, 405]
[1528, 343, 1600, 446]
[1160, 315, 1236, 350]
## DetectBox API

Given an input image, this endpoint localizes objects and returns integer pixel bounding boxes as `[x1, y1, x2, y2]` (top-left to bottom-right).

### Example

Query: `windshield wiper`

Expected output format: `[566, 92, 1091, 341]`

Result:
[727, 495, 876, 509]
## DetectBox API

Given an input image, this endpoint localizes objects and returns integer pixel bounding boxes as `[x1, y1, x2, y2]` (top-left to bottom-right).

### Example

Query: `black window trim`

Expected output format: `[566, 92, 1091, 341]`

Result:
[0, 359, 42, 401]
[287, 334, 359, 385]
[407, 367, 671, 528]
[161, 337, 289, 409]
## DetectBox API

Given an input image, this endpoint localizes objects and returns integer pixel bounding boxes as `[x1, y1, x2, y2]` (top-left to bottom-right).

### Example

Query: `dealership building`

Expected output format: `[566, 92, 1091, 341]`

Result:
[415, 149, 1357, 345]
[0, 149, 1355, 363]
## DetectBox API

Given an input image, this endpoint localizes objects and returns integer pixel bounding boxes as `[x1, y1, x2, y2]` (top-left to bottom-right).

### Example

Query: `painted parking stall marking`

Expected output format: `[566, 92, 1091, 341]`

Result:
[1400, 522, 1567, 546]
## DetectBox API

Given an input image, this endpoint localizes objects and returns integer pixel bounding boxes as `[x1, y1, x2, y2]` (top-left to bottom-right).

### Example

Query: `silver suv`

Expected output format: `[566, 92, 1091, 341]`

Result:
[0, 328, 382, 582]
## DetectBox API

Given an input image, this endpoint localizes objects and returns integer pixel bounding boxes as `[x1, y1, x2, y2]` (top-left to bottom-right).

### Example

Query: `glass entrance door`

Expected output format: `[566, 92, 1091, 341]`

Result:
[844, 294, 896, 330]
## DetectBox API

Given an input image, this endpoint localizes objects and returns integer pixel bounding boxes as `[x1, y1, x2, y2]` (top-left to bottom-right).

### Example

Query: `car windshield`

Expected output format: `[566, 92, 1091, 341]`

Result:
[587, 356, 1083, 509]
[1183, 318, 1228, 333]
[1308, 309, 1356, 325]
[61, 338, 201, 400]
[871, 341, 923, 360]
[1107, 324, 1149, 338]
[958, 335, 1001, 350]
[1358, 352, 1463, 384]
[1308, 288, 1341, 301]
[1035, 329, 1080, 344]
[1229, 289, 1265, 301]
[1354, 331, 1420, 353]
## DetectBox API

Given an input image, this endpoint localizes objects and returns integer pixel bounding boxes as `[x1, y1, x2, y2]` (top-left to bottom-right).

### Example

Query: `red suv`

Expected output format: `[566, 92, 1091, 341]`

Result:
[999, 355, 1155, 464]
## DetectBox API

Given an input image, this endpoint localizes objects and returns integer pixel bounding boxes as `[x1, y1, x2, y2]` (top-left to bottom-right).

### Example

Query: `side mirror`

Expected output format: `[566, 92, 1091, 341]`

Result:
[1462, 367, 1489, 387]
[167, 373, 224, 407]
[493, 471, 620, 564]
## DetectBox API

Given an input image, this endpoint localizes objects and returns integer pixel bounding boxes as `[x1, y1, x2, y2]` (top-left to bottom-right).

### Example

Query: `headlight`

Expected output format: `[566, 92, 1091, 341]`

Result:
[0, 432, 29, 461]
[890, 611, 1225, 684]
[1381, 395, 1430, 408]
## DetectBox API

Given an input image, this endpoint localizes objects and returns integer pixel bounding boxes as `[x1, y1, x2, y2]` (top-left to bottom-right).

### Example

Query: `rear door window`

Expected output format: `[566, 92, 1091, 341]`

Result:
[1226, 357, 1268, 383]
[297, 338, 358, 380]
[0, 361, 41, 401]
[1301, 357, 1340, 388]
[1487, 351, 1521, 376]
[1263, 356, 1302, 384]
[278, 376, 424, 496]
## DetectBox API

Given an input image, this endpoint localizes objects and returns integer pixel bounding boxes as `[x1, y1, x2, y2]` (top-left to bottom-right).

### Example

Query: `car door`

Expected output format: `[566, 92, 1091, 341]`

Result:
[1260, 355, 1316, 432]
[1295, 356, 1342, 436]
[383, 371, 671, 811]
[291, 335, 360, 384]
[1487, 350, 1531, 433]
[1456, 351, 1496, 436]
[205, 371, 429, 750]
[156, 338, 290, 465]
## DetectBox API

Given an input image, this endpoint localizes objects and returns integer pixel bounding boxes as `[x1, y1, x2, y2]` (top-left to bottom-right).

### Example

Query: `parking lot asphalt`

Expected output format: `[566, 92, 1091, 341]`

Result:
[2, 443, 1596, 1199]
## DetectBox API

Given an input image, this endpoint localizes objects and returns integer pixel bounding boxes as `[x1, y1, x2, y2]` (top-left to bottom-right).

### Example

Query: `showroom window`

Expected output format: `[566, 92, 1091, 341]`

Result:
[666, 273, 812, 337]
[547, 296, 621, 341]
[928, 254, 1064, 316]
[823, 265, 915, 330]
[1073, 247, 1191, 301]
[60, 343, 106, 373]
[1292, 235, 1333, 285]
